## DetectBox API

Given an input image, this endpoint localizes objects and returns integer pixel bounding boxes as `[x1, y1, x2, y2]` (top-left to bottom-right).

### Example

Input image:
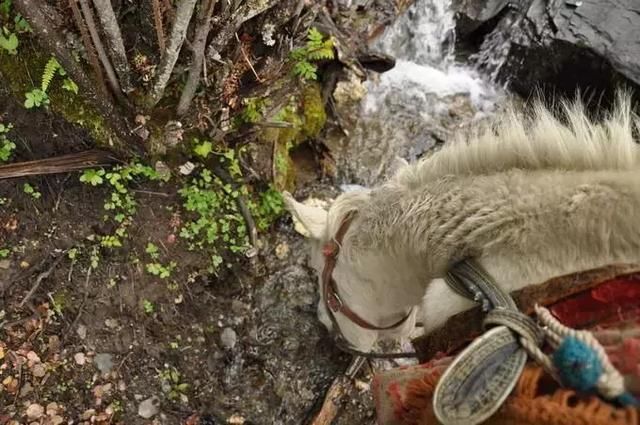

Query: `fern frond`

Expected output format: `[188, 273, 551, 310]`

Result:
[41, 57, 60, 93]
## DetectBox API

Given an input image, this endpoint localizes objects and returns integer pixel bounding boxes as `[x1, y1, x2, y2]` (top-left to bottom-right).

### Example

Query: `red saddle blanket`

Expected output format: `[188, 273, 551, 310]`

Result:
[372, 271, 640, 425]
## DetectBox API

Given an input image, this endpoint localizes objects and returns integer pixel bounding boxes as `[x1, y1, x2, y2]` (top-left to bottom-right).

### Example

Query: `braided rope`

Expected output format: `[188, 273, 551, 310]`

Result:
[532, 304, 635, 404]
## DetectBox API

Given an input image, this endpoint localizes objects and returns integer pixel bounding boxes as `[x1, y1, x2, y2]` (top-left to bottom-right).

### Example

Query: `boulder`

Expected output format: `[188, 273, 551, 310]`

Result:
[453, 0, 640, 101]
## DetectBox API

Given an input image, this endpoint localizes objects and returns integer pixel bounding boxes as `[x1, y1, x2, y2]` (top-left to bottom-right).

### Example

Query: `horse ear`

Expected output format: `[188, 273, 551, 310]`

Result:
[282, 191, 328, 239]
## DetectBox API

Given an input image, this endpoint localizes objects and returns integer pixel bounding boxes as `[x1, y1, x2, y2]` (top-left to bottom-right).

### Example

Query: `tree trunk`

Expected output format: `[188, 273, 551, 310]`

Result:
[92, 0, 133, 93]
[176, 0, 218, 116]
[148, 0, 198, 107]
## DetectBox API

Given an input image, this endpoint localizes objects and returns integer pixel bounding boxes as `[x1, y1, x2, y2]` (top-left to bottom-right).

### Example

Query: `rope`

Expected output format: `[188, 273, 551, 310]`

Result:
[530, 304, 639, 407]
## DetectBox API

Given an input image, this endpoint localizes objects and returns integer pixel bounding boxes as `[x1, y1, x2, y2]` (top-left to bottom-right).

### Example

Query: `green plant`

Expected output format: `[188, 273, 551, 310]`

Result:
[0, 27, 18, 55]
[142, 299, 154, 314]
[23, 182, 41, 199]
[192, 139, 212, 158]
[0, 248, 10, 258]
[237, 97, 269, 125]
[25, 57, 78, 109]
[145, 242, 160, 259]
[0, 123, 15, 163]
[290, 28, 335, 81]
[249, 186, 285, 231]
[24, 88, 49, 109]
[80, 162, 168, 249]
[145, 261, 176, 279]
[158, 366, 189, 402]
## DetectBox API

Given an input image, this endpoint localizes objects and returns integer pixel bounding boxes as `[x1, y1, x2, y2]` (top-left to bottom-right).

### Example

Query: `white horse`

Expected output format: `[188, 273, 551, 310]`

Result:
[284, 93, 640, 353]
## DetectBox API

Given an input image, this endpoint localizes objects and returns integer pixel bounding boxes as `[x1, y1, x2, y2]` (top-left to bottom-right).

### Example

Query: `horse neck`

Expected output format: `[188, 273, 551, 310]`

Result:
[342, 169, 640, 311]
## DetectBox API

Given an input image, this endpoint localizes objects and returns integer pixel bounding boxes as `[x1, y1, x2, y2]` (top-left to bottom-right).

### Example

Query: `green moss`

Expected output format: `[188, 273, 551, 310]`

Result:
[301, 82, 326, 139]
[258, 82, 327, 191]
[0, 44, 117, 147]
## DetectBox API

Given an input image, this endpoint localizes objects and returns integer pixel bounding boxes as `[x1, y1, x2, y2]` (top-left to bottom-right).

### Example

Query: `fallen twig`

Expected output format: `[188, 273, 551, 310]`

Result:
[0, 149, 118, 180]
[19, 254, 66, 308]
[307, 356, 366, 425]
[176, 0, 218, 116]
[148, 0, 198, 107]
[62, 266, 91, 343]
[235, 32, 263, 83]
[92, 0, 133, 92]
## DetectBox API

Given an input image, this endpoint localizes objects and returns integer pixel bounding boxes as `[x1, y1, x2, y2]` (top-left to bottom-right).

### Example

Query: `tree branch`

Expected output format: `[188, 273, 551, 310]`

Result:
[13, 0, 140, 151]
[151, 0, 166, 55]
[79, 0, 122, 97]
[176, 0, 218, 116]
[68, 0, 109, 98]
[147, 0, 198, 108]
[92, 0, 133, 93]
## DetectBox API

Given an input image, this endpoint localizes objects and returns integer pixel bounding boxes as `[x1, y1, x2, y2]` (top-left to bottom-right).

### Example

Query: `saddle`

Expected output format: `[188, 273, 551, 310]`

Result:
[373, 264, 640, 424]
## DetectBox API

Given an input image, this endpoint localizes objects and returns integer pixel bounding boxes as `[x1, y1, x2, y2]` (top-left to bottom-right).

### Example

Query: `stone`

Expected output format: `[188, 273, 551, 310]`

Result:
[138, 396, 160, 419]
[453, 0, 640, 97]
[94, 353, 114, 374]
[25, 404, 44, 420]
[220, 328, 237, 350]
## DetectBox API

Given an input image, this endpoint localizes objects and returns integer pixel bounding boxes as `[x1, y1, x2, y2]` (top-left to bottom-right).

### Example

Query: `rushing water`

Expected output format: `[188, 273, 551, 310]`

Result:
[329, 0, 504, 187]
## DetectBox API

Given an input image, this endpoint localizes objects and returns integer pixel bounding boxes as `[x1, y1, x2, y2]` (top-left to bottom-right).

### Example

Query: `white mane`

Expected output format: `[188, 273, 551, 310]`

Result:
[285, 91, 640, 352]
[390, 93, 640, 190]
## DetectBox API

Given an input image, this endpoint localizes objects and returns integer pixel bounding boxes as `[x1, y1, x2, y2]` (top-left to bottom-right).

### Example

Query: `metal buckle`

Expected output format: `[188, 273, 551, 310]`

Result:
[327, 290, 343, 312]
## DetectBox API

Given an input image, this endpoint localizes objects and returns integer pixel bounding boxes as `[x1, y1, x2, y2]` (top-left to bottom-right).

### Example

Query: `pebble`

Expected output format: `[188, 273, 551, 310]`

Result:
[32, 363, 46, 377]
[25, 403, 44, 420]
[138, 396, 160, 419]
[220, 328, 237, 350]
[74, 352, 86, 365]
[76, 324, 87, 340]
[0, 259, 10, 269]
[274, 242, 290, 260]
[94, 353, 114, 374]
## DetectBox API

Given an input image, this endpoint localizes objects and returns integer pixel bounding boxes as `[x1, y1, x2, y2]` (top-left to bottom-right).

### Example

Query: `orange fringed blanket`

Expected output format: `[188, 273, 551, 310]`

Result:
[373, 273, 640, 425]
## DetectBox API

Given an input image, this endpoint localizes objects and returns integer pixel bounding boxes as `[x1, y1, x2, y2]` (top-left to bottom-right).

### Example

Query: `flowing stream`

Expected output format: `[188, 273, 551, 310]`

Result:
[329, 0, 506, 187]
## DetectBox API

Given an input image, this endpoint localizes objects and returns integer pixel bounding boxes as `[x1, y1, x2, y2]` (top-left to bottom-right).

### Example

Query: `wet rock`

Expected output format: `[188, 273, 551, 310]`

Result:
[220, 328, 237, 350]
[454, 0, 640, 98]
[138, 396, 160, 419]
[94, 353, 114, 374]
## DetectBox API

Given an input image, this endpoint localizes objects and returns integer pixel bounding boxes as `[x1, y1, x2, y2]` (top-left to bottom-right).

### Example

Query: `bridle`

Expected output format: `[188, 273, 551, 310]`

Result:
[321, 211, 418, 359]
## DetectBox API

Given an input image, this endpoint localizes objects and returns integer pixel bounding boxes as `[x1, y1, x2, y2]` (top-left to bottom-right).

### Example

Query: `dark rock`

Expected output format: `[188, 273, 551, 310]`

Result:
[453, 0, 640, 102]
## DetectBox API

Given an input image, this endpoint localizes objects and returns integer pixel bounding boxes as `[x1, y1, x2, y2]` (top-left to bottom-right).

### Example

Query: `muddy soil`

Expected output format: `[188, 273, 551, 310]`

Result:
[0, 89, 377, 424]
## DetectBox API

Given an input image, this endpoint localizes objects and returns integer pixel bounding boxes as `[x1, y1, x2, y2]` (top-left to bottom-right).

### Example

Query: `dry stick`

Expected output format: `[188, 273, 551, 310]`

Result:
[92, 0, 133, 93]
[176, 0, 218, 116]
[235, 31, 263, 83]
[19, 255, 66, 308]
[0, 150, 118, 180]
[307, 357, 366, 425]
[68, 0, 109, 98]
[148, 0, 198, 107]
[151, 0, 166, 54]
[79, 0, 122, 97]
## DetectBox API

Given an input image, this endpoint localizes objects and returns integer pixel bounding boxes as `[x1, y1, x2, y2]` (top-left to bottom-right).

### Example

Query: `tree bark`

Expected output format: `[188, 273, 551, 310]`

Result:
[148, 0, 198, 108]
[176, 0, 218, 116]
[92, 0, 133, 93]
[14, 0, 141, 152]
[79, 0, 122, 97]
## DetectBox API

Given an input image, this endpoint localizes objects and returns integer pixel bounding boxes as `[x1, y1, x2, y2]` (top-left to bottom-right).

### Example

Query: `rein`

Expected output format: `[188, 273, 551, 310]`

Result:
[321, 211, 417, 359]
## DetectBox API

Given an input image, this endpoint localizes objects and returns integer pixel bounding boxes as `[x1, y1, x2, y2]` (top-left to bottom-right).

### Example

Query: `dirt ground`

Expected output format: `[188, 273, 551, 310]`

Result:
[0, 85, 377, 424]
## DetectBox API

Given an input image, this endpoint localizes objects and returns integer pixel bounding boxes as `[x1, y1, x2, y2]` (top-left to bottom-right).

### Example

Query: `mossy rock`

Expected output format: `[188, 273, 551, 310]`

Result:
[259, 81, 327, 191]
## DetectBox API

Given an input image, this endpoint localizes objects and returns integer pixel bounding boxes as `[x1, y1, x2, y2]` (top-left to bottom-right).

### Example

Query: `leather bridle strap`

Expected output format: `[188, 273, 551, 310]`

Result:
[321, 211, 413, 331]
